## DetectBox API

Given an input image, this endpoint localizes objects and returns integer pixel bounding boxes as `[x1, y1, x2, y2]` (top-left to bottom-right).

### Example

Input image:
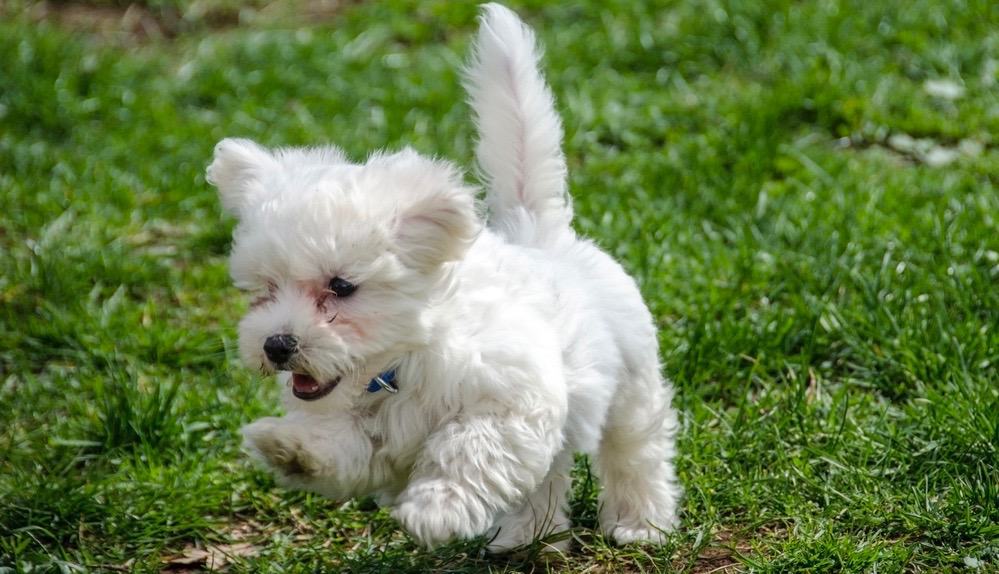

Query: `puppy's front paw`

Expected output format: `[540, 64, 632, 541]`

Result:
[241, 417, 323, 479]
[392, 481, 492, 548]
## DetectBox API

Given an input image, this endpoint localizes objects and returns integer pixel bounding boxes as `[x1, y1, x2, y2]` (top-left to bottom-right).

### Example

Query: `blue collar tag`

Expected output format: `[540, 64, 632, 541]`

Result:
[367, 370, 398, 394]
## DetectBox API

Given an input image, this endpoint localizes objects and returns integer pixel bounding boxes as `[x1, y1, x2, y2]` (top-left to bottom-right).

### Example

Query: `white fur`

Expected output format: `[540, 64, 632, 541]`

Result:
[210, 3, 681, 551]
[465, 3, 572, 246]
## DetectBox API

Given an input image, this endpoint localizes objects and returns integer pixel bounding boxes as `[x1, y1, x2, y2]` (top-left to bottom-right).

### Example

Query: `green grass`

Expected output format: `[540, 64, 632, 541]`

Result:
[1, 0, 997, 571]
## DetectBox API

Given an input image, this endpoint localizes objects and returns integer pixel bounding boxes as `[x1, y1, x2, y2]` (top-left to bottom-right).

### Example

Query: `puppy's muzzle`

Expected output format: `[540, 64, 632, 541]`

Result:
[263, 334, 298, 365]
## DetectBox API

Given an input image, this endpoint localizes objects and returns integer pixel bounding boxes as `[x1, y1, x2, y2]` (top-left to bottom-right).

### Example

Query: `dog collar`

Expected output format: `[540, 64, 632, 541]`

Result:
[367, 369, 398, 394]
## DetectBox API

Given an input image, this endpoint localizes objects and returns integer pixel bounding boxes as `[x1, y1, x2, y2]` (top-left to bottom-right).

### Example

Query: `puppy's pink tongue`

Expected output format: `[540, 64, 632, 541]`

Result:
[292, 373, 320, 393]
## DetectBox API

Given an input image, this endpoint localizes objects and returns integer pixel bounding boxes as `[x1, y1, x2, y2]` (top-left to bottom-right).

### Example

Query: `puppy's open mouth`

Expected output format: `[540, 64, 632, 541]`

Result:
[291, 373, 341, 401]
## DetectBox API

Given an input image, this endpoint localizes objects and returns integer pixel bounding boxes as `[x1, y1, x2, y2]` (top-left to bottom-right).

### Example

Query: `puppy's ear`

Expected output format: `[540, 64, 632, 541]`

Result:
[382, 150, 481, 269]
[206, 138, 278, 217]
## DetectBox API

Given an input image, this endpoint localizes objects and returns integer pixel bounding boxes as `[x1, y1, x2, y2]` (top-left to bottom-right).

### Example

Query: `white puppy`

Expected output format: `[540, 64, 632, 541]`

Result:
[207, 3, 681, 552]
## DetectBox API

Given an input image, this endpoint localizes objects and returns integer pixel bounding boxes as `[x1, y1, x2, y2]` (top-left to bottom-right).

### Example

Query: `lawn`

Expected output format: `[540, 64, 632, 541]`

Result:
[1, 0, 997, 572]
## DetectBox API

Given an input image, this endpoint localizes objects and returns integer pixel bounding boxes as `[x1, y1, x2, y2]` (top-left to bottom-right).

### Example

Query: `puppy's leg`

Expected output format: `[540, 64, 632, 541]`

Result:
[486, 449, 573, 554]
[242, 417, 323, 478]
[242, 415, 372, 496]
[392, 409, 564, 548]
[595, 368, 681, 544]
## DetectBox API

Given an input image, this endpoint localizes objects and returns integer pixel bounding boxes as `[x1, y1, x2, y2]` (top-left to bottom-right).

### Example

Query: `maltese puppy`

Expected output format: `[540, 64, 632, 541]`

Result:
[207, 3, 681, 552]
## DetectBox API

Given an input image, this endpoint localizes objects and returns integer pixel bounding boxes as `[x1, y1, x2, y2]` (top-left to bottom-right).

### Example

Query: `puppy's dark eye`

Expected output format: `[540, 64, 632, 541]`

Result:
[328, 277, 357, 297]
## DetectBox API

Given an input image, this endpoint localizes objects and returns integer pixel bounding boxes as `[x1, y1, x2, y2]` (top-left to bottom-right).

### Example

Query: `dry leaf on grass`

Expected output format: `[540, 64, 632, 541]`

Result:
[162, 542, 259, 572]
[226, 518, 270, 541]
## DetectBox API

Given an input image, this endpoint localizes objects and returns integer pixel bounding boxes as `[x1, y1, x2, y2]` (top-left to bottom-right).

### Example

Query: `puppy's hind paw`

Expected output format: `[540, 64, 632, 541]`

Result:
[604, 521, 674, 546]
[241, 417, 322, 479]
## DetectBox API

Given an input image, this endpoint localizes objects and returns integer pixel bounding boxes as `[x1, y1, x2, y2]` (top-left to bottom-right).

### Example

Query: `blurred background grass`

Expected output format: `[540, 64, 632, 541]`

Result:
[1, 0, 997, 572]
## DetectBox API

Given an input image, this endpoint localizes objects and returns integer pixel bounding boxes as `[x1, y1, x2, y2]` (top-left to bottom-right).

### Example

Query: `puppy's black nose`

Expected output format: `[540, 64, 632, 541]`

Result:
[263, 334, 298, 364]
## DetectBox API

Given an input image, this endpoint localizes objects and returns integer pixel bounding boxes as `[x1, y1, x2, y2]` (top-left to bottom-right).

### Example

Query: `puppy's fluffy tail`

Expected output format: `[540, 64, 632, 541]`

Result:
[465, 3, 573, 246]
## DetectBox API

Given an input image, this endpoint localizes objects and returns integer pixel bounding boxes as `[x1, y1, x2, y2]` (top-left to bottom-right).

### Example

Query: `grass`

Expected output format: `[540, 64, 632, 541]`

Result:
[1, 0, 997, 571]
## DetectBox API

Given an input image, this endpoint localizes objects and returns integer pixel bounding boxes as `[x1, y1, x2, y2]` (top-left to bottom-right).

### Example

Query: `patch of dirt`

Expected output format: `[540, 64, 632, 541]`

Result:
[25, 1, 190, 42]
[17, 0, 354, 44]
[673, 526, 760, 574]
[688, 542, 746, 573]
